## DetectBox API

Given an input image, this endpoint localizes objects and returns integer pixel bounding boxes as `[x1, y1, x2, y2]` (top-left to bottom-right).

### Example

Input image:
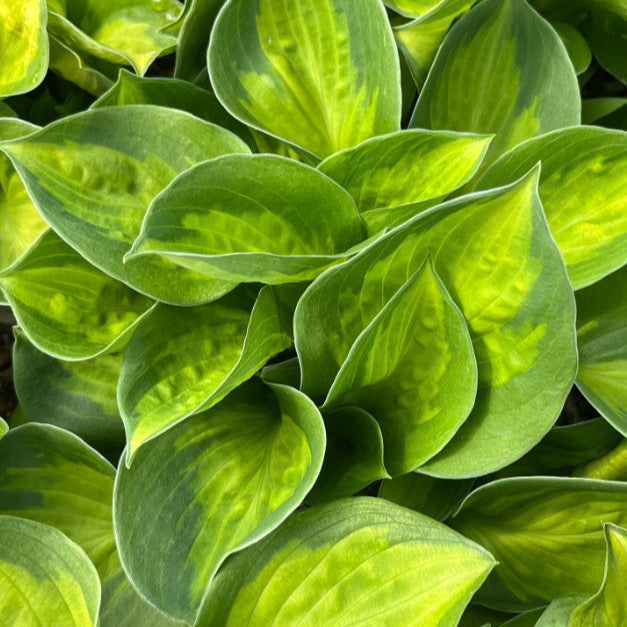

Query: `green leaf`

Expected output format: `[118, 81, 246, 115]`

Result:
[452, 477, 627, 603]
[48, 0, 183, 75]
[569, 524, 627, 626]
[12, 329, 125, 452]
[317, 129, 492, 213]
[495, 418, 622, 478]
[478, 126, 627, 289]
[411, 0, 580, 174]
[208, 0, 401, 159]
[118, 285, 290, 462]
[551, 21, 591, 74]
[174, 0, 225, 81]
[0, 424, 182, 627]
[0, 105, 250, 305]
[92, 69, 253, 147]
[0, 515, 100, 627]
[383, 0, 442, 18]
[0, 231, 154, 360]
[575, 266, 626, 435]
[0, 118, 48, 273]
[296, 168, 577, 477]
[197, 497, 495, 627]
[113, 380, 326, 622]
[128, 154, 366, 284]
[582, 98, 626, 130]
[0, 0, 48, 97]
[324, 255, 478, 475]
[535, 596, 586, 627]
[306, 406, 389, 505]
[379, 473, 473, 521]
[0, 417, 7, 438]
[394, 0, 476, 90]
[574, 439, 627, 481]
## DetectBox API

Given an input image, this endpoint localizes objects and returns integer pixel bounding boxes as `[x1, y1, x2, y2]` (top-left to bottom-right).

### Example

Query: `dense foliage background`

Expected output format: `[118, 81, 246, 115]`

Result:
[0, 0, 625, 625]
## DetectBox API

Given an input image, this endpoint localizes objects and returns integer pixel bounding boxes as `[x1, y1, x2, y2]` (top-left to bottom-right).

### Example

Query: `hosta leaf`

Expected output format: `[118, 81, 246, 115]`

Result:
[317, 130, 491, 213]
[535, 596, 586, 627]
[575, 266, 626, 435]
[574, 439, 627, 481]
[583, 0, 627, 82]
[12, 329, 124, 451]
[569, 524, 627, 626]
[384, 0, 442, 18]
[379, 473, 474, 521]
[197, 497, 495, 627]
[0, 417, 7, 438]
[324, 256, 477, 475]
[0, 118, 47, 273]
[0, 0, 48, 97]
[495, 418, 622, 478]
[113, 380, 326, 622]
[128, 154, 365, 284]
[411, 0, 580, 173]
[0, 231, 154, 360]
[296, 168, 577, 477]
[0, 424, 181, 627]
[394, 0, 476, 90]
[306, 406, 389, 505]
[452, 477, 627, 603]
[118, 285, 290, 462]
[92, 69, 253, 146]
[0, 516, 100, 627]
[552, 21, 591, 74]
[478, 126, 627, 289]
[0, 105, 250, 304]
[174, 0, 225, 81]
[48, 0, 183, 76]
[208, 0, 401, 159]
[582, 98, 627, 130]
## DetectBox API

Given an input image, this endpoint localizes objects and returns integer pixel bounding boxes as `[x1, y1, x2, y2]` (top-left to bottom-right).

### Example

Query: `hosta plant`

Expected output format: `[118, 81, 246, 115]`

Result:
[0, 0, 625, 625]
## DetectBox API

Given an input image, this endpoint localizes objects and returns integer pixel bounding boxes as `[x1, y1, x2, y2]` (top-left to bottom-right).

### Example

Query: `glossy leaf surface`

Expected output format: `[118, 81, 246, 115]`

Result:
[479, 126, 627, 289]
[0, 105, 250, 304]
[114, 380, 325, 622]
[128, 154, 365, 284]
[118, 286, 290, 461]
[575, 266, 626, 436]
[209, 0, 401, 158]
[453, 477, 627, 603]
[296, 170, 576, 477]
[411, 0, 580, 172]
[197, 497, 495, 627]
[324, 256, 477, 475]
[12, 329, 124, 451]
[0, 0, 48, 97]
[318, 129, 491, 212]
[0, 231, 154, 360]
[0, 515, 100, 627]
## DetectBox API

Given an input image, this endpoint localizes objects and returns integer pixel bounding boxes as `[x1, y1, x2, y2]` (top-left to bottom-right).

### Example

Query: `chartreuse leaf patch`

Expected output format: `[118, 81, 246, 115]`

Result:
[0, 118, 48, 274]
[575, 266, 627, 436]
[118, 285, 290, 462]
[575, 439, 627, 482]
[0, 105, 250, 305]
[569, 523, 627, 626]
[208, 0, 401, 159]
[411, 0, 580, 172]
[196, 497, 495, 626]
[0, 231, 154, 360]
[128, 154, 366, 284]
[383, 0, 442, 18]
[394, 0, 476, 89]
[0, 0, 48, 97]
[452, 477, 627, 604]
[306, 406, 389, 505]
[0, 424, 181, 627]
[296, 168, 577, 477]
[47, 0, 183, 76]
[113, 380, 325, 623]
[12, 329, 125, 451]
[479, 126, 627, 289]
[324, 255, 477, 475]
[0, 516, 100, 627]
[317, 130, 492, 213]
[0, 417, 7, 438]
